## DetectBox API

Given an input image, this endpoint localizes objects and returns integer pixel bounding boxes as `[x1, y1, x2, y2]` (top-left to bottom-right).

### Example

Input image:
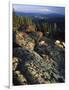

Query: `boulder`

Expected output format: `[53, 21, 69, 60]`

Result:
[13, 31, 35, 50]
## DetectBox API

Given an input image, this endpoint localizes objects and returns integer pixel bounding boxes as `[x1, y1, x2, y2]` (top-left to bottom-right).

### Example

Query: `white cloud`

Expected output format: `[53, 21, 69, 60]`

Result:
[38, 8, 50, 12]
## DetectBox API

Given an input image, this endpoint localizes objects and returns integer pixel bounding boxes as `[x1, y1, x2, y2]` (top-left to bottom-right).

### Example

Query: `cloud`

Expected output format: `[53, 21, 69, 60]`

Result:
[38, 8, 50, 12]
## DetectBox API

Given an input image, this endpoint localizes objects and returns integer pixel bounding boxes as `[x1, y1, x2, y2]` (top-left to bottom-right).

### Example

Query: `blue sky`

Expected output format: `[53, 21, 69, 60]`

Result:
[13, 4, 65, 15]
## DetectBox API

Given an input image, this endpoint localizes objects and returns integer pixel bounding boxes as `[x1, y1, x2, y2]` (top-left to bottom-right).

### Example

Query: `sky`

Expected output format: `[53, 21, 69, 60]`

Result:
[13, 4, 65, 15]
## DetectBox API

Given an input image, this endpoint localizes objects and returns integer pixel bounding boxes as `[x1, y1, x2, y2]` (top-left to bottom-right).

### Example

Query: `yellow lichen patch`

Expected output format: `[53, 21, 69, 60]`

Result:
[12, 57, 19, 71]
[15, 70, 27, 84]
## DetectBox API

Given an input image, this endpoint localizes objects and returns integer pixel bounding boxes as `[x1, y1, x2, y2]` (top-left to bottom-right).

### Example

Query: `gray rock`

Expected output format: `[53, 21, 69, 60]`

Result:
[13, 47, 48, 84]
[34, 43, 65, 82]
[13, 47, 64, 85]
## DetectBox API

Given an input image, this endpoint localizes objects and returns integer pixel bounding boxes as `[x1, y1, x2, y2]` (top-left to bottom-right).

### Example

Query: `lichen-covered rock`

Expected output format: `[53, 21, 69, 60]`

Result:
[13, 31, 35, 50]
[12, 56, 28, 85]
[13, 47, 64, 85]
[34, 43, 65, 81]
[12, 57, 19, 71]
[13, 70, 28, 85]
[13, 47, 50, 84]
[46, 45, 65, 77]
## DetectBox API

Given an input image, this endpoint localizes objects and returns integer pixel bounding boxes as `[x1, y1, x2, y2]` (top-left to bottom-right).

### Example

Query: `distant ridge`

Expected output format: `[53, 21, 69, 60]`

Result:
[15, 12, 64, 17]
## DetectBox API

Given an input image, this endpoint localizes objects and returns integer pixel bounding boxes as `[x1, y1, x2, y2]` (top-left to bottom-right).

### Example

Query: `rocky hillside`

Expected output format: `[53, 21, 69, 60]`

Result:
[13, 28, 65, 85]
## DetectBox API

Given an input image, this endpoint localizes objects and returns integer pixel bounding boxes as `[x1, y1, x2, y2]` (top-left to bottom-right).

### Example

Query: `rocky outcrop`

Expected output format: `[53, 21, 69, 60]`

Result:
[13, 31, 35, 50]
[13, 30, 65, 85]
[13, 47, 64, 85]
[35, 44, 65, 81]
[46, 45, 65, 78]
[12, 57, 28, 85]
[13, 47, 50, 84]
